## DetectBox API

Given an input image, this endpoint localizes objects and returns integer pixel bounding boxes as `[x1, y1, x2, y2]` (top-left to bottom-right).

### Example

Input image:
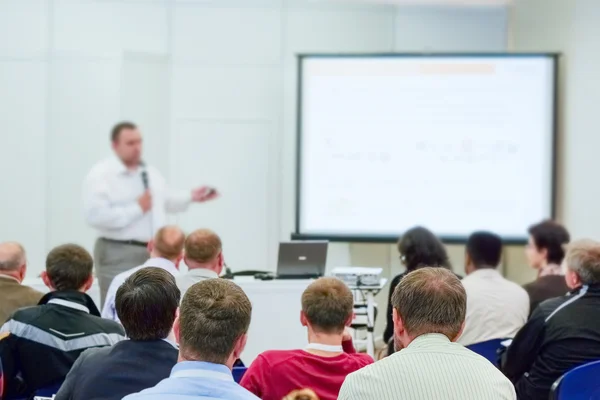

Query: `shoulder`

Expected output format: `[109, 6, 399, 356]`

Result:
[252, 349, 305, 368]
[87, 314, 126, 335]
[86, 157, 117, 179]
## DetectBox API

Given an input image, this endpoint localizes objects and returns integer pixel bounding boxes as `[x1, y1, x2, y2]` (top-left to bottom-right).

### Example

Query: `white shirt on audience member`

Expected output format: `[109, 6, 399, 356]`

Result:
[339, 333, 516, 400]
[83, 156, 191, 242]
[458, 268, 529, 346]
[102, 257, 180, 322]
[176, 268, 219, 297]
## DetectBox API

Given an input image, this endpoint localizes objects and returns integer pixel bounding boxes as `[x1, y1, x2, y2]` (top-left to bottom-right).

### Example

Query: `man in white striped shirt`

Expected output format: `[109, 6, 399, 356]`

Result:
[338, 267, 516, 400]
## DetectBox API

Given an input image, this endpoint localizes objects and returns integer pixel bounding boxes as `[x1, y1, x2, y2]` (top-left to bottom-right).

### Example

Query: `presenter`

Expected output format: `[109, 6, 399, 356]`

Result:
[83, 122, 218, 304]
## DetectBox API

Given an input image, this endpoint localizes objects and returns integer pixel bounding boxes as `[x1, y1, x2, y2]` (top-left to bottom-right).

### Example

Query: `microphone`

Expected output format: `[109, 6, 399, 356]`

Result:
[140, 161, 149, 190]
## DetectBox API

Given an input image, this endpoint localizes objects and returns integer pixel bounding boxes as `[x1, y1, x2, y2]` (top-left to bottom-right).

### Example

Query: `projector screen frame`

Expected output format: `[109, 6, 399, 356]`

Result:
[293, 53, 560, 245]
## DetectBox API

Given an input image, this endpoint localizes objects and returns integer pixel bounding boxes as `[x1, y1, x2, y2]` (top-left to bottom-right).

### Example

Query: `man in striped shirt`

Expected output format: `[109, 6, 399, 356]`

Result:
[339, 267, 515, 400]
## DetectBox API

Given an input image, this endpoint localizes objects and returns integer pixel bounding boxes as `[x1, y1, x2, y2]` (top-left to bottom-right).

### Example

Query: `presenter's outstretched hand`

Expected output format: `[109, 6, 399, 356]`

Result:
[138, 190, 153, 213]
[192, 186, 219, 203]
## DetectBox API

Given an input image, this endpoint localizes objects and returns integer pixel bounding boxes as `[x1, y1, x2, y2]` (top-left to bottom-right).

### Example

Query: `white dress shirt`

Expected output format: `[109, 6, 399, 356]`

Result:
[458, 268, 530, 346]
[338, 333, 516, 400]
[101, 257, 180, 321]
[83, 156, 191, 242]
[176, 268, 219, 298]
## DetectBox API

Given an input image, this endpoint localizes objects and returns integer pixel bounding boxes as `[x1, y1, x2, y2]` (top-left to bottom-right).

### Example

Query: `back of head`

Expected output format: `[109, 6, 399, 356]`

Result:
[397, 226, 450, 271]
[392, 267, 466, 340]
[564, 239, 600, 286]
[185, 229, 222, 266]
[153, 225, 185, 261]
[179, 279, 251, 364]
[528, 220, 570, 264]
[0, 242, 26, 272]
[301, 277, 353, 334]
[46, 244, 93, 291]
[283, 389, 320, 400]
[116, 267, 181, 340]
[466, 231, 503, 269]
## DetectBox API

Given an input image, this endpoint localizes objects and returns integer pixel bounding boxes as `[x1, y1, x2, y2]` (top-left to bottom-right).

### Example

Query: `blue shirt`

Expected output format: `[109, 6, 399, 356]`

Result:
[123, 361, 260, 400]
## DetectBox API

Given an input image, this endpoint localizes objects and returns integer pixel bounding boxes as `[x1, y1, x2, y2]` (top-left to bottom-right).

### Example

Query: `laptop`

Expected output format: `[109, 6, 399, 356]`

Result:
[276, 241, 328, 279]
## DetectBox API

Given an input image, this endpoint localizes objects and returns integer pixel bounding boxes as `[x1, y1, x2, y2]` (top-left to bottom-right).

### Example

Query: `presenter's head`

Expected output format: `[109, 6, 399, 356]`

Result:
[174, 279, 251, 369]
[300, 277, 354, 337]
[526, 220, 570, 270]
[397, 226, 451, 272]
[465, 231, 503, 275]
[392, 267, 466, 350]
[116, 267, 181, 341]
[184, 229, 224, 275]
[111, 121, 142, 168]
[42, 244, 94, 293]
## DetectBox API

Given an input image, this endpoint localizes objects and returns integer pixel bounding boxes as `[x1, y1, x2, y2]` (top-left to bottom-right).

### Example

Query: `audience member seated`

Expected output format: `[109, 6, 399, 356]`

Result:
[339, 268, 516, 400]
[0, 242, 43, 323]
[124, 279, 259, 400]
[102, 225, 185, 321]
[241, 277, 373, 400]
[523, 220, 570, 315]
[55, 267, 180, 400]
[458, 231, 529, 346]
[176, 229, 224, 296]
[503, 239, 600, 400]
[384, 226, 452, 350]
[0, 244, 125, 399]
[283, 389, 320, 400]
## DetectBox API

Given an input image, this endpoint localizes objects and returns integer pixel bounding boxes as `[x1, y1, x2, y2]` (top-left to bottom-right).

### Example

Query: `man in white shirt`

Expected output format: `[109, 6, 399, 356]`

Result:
[176, 229, 224, 296]
[83, 122, 218, 304]
[339, 268, 516, 400]
[458, 231, 529, 346]
[102, 225, 185, 321]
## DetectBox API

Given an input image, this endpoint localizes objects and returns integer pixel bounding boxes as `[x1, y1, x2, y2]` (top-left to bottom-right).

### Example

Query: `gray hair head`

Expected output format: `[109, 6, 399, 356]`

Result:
[564, 239, 600, 285]
[0, 242, 26, 271]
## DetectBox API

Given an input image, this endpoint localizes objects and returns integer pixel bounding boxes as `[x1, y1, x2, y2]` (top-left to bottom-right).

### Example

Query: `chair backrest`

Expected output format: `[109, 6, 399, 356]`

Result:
[466, 338, 505, 367]
[550, 360, 600, 400]
[34, 381, 63, 398]
[232, 367, 248, 384]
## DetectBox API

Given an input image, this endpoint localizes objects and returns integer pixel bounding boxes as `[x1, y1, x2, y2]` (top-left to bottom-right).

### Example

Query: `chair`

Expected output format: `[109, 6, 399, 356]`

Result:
[550, 360, 600, 400]
[466, 338, 506, 367]
[232, 367, 248, 383]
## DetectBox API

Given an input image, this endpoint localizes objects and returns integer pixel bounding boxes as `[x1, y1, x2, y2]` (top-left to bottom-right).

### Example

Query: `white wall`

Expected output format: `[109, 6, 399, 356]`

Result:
[0, 1, 507, 287]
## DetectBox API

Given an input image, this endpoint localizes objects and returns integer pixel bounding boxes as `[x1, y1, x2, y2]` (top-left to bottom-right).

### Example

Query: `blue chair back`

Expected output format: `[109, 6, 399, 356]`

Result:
[466, 338, 505, 367]
[232, 367, 248, 383]
[551, 360, 600, 400]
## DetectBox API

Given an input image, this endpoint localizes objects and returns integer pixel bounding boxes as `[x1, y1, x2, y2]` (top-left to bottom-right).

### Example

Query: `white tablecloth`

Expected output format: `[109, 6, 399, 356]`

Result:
[22, 277, 312, 364]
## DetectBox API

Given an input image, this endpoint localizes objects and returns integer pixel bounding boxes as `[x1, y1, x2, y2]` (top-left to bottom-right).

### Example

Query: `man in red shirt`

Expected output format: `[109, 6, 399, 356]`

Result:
[240, 277, 373, 400]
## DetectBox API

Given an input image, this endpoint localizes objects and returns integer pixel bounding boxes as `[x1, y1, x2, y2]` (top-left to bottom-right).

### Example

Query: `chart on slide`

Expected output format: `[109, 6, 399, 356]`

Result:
[297, 55, 556, 239]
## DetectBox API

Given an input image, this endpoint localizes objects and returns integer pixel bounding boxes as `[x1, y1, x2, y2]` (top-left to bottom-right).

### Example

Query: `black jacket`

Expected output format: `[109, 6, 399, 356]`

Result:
[502, 284, 600, 400]
[55, 339, 178, 400]
[0, 291, 125, 399]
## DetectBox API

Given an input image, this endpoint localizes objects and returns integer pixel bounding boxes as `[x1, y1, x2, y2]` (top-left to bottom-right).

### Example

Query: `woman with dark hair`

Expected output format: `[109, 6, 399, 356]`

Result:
[383, 226, 452, 351]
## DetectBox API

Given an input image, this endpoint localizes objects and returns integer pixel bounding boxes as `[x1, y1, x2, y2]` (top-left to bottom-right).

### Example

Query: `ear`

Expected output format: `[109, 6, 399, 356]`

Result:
[465, 252, 472, 268]
[175, 253, 183, 270]
[300, 310, 309, 327]
[41, 271, 55, 291]
[81, 275, 94, 292]
[540, 247, 549, 261]
[452, 321, 466, 342]
[393, 308, 404, 335]
[232, 333, 248, 360]
[173, 316, 181, 343]
[146, 240, 154, 254]
[18, 263, 27, 282]
[344, 312, 355, 327]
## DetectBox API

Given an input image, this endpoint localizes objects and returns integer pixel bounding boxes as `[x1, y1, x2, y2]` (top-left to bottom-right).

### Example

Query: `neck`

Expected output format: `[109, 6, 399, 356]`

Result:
[177, 353, 235, 370]
[150, 253, 176, 263]
[308, 330, 344, 346]
[0, 270, 21, 283]
[187, 261, 217, 272]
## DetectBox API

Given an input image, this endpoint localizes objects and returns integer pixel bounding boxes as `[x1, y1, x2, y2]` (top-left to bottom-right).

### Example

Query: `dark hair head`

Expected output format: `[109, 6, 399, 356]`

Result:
[301, 277, 353, 334]
[116, 267, 180, 341]
[179, 279, 251, 364]
[397, 226, 451, 272]
[528, 220, 570, 265]
[111, 121, 137, 143]
[392, 267, 466, 339]
[466, 231, 503, 268]
[45, 244, 93, 291]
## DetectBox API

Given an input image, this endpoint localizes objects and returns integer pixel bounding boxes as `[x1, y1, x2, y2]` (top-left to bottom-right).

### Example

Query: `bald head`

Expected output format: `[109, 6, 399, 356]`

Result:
[152, 226, 185, 261]
[0, 242, 26, 272]
[185, 229, 223, 271]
